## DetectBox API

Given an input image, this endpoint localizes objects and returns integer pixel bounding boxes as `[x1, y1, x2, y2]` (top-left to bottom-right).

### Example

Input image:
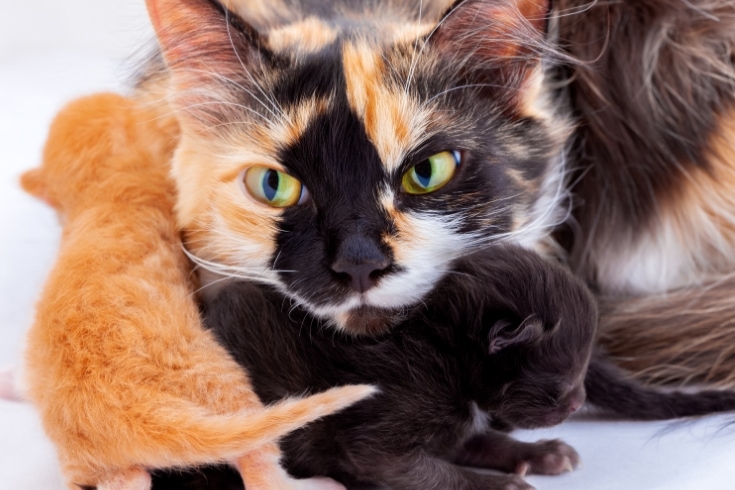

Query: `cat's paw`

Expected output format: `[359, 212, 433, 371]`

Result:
[514, 439, 579, 476]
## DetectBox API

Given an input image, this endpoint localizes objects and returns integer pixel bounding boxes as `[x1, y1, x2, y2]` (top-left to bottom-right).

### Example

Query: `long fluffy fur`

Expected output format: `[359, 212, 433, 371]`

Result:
[556, 0, 735, 386]
[20, 93, 373, 490]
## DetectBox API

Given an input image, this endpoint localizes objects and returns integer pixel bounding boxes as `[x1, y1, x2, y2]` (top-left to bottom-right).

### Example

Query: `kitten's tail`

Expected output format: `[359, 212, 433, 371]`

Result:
[585, 356, 735, 420]
[596, 278, 735, 388]
[133, 384, 376, 467]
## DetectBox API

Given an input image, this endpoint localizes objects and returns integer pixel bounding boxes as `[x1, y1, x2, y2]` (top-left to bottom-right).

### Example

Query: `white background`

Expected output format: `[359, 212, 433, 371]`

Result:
[1, 1, 735, 489]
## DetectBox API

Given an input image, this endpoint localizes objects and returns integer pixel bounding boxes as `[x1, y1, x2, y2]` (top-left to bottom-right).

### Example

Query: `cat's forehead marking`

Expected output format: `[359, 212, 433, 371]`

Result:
[342, 40, 433, 174]
[230, 0, 292, 29]
[269, 97, 331, 149]
[267, 17, 339, 54]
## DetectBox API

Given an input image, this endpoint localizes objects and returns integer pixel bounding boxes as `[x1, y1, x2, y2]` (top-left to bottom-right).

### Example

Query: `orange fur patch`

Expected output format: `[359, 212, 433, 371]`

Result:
[267, 17, 338, 54]
[343, 41, 431, 173]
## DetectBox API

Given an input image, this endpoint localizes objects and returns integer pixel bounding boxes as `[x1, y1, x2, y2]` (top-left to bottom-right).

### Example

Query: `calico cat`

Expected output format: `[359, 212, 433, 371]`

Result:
[139, 0, 735, 385]
[160, 244, 735, 490]
[20, 92, 374, 490]
[139, 0, 571, 337]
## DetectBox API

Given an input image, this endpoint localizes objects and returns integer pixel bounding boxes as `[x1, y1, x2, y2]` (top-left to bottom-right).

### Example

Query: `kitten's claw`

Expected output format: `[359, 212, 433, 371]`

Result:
[517, 439, 580, 476]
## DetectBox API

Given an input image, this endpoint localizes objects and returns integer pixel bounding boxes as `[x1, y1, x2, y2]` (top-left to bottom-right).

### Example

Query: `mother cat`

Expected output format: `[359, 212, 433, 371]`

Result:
[139, 0, 735, 385]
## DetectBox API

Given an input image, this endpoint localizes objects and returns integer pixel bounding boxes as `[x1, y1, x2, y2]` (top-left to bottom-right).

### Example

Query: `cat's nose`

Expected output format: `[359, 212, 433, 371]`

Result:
[332, 260, 390, 293]
[331, 235, 390, 294]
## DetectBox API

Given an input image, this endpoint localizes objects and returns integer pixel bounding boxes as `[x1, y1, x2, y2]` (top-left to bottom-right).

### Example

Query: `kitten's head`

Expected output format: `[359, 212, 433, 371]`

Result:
[21, 93, 177, 217]
[480, 315, 591, 429]
[456, 248, 597, 429]
[146, 0, 571, 334]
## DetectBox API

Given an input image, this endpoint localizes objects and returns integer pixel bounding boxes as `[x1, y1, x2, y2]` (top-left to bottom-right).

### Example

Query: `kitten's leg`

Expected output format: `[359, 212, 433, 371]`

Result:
[97, 468, 151, 490]
[371, 449, 533, 490]
[453, 431, 579, 476]
[236, 442, 345, 490]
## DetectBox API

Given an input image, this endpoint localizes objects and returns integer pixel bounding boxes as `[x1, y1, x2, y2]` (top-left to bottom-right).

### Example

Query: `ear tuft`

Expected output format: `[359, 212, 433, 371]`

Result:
[145, 0, 272, 128]
[430, 0, 552, 107]
[488, 315, 544, 354]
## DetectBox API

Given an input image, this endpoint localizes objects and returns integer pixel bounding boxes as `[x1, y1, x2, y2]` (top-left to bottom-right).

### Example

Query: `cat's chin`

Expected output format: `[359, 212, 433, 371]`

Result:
[332, 306, 403, 336]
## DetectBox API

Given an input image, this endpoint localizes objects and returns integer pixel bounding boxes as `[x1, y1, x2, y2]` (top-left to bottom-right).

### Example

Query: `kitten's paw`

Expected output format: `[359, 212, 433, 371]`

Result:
[292, 477, 345, 490]
[514, 439, 579, 476]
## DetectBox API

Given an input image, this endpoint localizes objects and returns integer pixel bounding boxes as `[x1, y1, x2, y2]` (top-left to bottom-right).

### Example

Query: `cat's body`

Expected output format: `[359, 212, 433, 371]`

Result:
[554, 0, 735, 386]
[20, 93, 374, 490]
[160, 245, 735, 490]
[138, 0, 735, 386]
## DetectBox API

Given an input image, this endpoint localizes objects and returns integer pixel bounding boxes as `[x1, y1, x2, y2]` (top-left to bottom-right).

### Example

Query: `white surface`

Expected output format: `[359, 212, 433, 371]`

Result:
[1, 2, 735, 489]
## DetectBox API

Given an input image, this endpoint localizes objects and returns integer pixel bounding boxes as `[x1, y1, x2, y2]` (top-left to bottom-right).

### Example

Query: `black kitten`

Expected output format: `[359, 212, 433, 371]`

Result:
[155, 245, 735, 490]
[198, 245, 593, 490]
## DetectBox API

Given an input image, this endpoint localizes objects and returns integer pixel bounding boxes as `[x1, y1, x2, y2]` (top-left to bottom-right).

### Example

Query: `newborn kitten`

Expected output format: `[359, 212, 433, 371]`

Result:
[20, 93, 373, 490]
[158, 244, 735, 490]
[197, 245, 595, 490]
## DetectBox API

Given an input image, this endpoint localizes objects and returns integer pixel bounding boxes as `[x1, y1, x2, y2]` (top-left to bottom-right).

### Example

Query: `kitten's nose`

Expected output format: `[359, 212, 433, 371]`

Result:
[331, 235, 390, 294]
[566, 384, 586, 414]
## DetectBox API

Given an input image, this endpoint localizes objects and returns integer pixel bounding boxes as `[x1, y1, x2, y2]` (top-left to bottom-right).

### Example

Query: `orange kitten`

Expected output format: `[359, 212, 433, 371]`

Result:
[20, 92, 374, 490]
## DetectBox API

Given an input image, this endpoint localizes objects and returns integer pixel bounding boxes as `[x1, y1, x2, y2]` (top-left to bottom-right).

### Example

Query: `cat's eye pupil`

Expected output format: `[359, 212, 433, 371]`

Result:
[414, 160, 433, 186]
[401, 150, 461, 195]
[263, 169, 280, 201]
[242, 166, 306, 208]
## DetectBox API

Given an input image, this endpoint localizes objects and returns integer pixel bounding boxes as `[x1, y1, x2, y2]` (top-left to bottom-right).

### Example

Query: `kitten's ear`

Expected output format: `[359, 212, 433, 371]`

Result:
[488, 316, 544, 354]
[145, 0, 271, 127]
[20, 168, 48, 202]
[429, 0, 551, 108]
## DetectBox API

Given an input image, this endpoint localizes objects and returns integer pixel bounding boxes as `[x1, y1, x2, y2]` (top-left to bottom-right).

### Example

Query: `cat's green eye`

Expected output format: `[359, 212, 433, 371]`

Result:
[402, 150, 461, 195]
[243, 166, 308, 208]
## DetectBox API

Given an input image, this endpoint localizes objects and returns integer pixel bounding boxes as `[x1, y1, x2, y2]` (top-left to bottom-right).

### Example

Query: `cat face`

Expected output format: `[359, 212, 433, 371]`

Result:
[146, 0, 570, 334]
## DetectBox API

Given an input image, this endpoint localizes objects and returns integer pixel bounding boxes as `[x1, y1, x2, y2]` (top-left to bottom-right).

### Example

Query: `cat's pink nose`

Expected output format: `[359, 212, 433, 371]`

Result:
[332, 258, 390, 293]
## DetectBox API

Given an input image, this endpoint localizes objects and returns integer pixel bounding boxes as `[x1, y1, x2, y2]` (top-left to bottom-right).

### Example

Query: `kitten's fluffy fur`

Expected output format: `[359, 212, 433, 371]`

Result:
[20, 93, 374, 490]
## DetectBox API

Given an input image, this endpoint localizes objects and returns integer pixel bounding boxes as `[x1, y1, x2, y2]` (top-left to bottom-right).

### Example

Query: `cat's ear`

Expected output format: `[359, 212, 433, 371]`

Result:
[488, 315, 544, 354]
[429, 0, 552, 109]
[145, 0, 272, 127]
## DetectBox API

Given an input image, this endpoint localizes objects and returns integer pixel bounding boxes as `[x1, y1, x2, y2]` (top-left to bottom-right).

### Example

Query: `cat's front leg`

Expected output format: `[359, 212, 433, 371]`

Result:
[368, 448, 533, 490]
[452, 431, 579, 476]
